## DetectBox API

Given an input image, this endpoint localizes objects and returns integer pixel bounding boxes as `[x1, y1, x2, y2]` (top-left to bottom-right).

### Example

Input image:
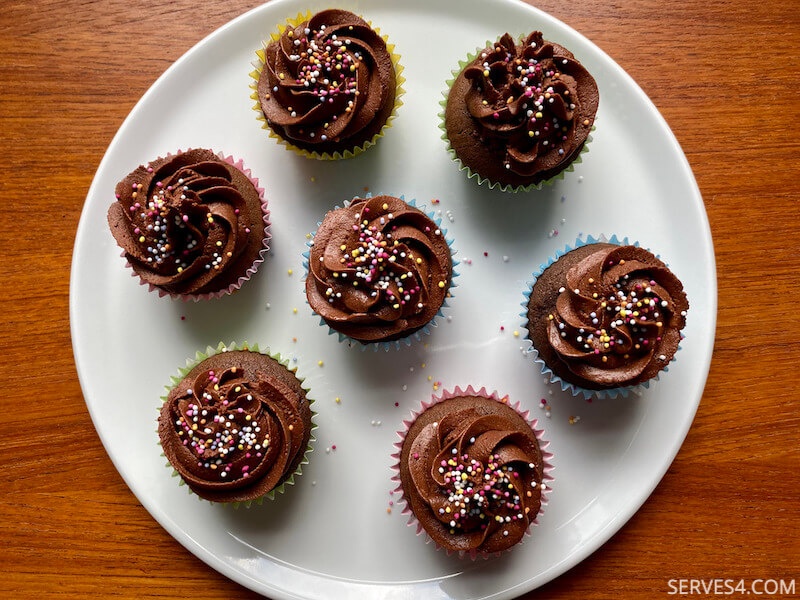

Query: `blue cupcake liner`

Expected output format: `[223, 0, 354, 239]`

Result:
[520, 234, 683, 400]
[303, 194, 459, 352]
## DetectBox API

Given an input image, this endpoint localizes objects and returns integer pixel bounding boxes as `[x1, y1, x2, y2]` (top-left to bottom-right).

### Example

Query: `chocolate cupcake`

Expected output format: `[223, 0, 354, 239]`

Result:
[158, 343, 314, 505]
[393, 386, 552, 559]
[304, 195, 455, 349]
[442, 31, 599, 191]
[107, 149, 270, 300]
[523, 235, 690, 398]
[251, 9, 404, 160]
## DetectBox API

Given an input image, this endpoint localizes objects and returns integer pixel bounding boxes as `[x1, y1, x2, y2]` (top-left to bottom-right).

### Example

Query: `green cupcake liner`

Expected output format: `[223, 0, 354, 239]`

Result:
[439, 39, 595, 193]
[158, 341, 316, 508]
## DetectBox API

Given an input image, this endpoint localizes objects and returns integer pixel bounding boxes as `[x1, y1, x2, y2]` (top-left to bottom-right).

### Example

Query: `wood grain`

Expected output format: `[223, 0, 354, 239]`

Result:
[1, 0, 797, 598]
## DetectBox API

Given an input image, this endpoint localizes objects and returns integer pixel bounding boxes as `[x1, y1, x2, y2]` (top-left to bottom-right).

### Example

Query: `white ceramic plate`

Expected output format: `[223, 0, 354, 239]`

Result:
[70, 0, 716, 598]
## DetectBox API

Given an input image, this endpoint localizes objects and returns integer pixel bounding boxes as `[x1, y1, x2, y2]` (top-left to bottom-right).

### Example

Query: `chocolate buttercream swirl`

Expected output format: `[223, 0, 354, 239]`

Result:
[306, 195, 452, 344]
[158, 350, 311, 502]
[460, 31, 598, 179]
[402, 396, 545, 554]
[257, 9, 397, 155]
[108, 149, 265, 296]
[547, 245, 689, 387]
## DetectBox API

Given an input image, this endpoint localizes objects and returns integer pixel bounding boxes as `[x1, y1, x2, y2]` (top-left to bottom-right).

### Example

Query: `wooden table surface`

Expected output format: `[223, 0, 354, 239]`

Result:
[2, 0, 798, 598]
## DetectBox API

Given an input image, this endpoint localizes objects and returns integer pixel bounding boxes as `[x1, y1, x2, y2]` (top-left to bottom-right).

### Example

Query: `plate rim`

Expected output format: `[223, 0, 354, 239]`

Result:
[70, 0, 717, 598]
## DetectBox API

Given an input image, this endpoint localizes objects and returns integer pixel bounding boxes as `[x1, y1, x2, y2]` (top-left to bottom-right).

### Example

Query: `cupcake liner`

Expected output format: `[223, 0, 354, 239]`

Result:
[158, 341, 316, 507]
[520, 234, 685, 400]
[302, 194, 459, 351]
[391, 385, 553, 560]
[119, 149, 271, 302]
[439, 40, 594, 193]
[249, 11, 405, 161]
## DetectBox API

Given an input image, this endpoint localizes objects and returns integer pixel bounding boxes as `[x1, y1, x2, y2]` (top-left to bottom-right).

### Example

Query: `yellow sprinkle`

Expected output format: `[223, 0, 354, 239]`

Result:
[292, 308, 298, 314]
[138, 236, 145, 243]
[318, 360, 324, 367]
[438, 281, 445, 288]
[335, 397, 341, 404]
[535, 111, 543, 119]
[287, 269, 293, 275]
[513, 330, 519, 337]
[382, 203, 389, 210]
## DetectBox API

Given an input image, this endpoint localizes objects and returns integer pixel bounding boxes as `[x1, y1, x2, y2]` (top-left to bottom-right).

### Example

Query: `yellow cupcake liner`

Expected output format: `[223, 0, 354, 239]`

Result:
[249, 11, 405, 161]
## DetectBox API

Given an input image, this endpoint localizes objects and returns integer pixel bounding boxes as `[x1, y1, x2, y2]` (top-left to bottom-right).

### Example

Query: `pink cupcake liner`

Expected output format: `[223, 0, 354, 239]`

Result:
[118, 148, 271, 301]
[391, 384, 554, 560]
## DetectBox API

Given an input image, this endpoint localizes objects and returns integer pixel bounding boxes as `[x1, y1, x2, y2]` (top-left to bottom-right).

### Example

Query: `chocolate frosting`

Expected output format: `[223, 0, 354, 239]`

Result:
[445, 31, 599, 187]
[158, 350, 312, 503]
[257, 9, 397, 155]
[399, 395, 545, 555]
[528, 243, 689, 389]
[108, 149, 266, 297]
[305, 195, 452, 344]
